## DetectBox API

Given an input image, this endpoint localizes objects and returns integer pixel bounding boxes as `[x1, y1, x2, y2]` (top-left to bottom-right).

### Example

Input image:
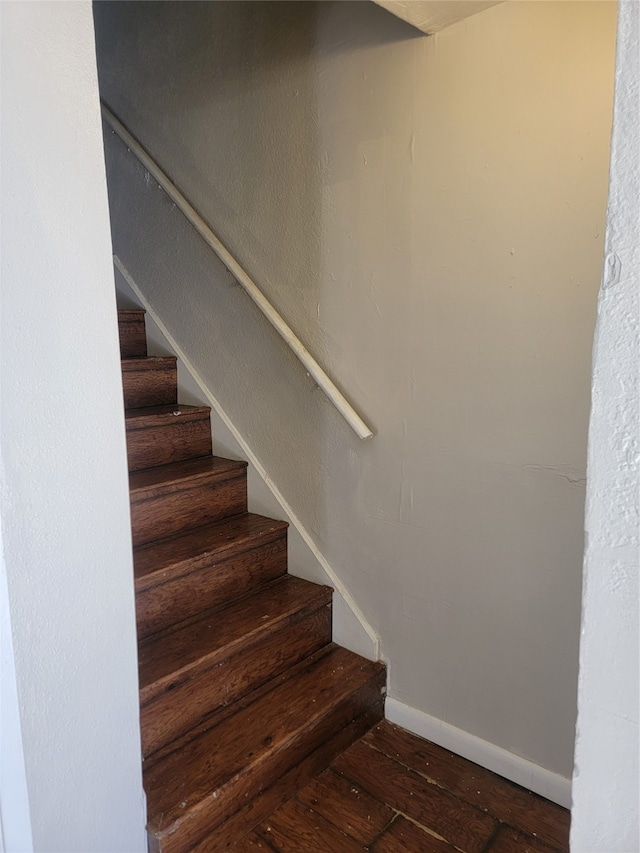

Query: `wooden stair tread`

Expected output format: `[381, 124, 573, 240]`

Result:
[118, 308, 146, 318]
[125, 404, 211, 426]
[134, 513, 288, 584]
[134, 513, 289, 640]
[130, 455, 247, 494]
[139, 575, 331, 696]
[116, 301, 387, 850]
[145, 645, 385, 839]
[121, 355, 177, 369]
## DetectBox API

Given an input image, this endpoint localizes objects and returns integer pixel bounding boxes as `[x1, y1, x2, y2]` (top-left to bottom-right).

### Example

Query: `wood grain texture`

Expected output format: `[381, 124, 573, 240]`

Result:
[145, 646, 385, 853]
[333, 740, 497, 853]
[135, 519, 288, 639]
[129, 457, 248, 547]
[191, 706, 384, 853]
[371, 815, 456, 853]
[296, 768, 393, 845]
[139, 578, 332, 756]
[486, 826, 562, 853]
[125, 404, 212, 471]
[118, 309, 147, 358]
[121, 356, 177, 407]
[140, 577, 330, 693]
[228, 833, 273, 852]
[363, 722, 570, 851]
[144, 645, 338, 771]
[130, 455, 246, 492]
[141, 606, 331, 758]
[257, 799, 364, 853]
[135, 513, 288, 585]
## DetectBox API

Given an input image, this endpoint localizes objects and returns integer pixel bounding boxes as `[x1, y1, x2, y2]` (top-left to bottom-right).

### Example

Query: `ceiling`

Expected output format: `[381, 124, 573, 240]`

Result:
[371, 0, 504, 34]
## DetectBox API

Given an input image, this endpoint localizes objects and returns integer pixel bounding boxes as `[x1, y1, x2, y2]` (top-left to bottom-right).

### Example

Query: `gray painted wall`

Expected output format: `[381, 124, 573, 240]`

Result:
[1, 3, 146, 849]
[95, 0, 616, 781]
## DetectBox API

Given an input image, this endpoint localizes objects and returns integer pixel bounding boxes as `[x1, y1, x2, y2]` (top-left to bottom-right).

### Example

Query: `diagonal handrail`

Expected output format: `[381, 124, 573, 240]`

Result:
[101, 102, 374, 440]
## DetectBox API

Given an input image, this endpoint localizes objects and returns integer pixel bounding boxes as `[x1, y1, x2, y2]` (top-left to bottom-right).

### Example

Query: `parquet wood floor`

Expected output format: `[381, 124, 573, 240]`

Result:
[232, 721, 570, 853]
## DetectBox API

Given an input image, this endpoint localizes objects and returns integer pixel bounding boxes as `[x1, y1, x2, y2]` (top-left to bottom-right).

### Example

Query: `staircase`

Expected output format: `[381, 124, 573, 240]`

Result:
[118, 309, 386, 852]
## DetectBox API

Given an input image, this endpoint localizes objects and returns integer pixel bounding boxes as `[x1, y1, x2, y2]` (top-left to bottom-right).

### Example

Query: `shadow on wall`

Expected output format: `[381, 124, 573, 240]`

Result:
[94, 1, 321, 321]
[93, 0, 420, 586]
[93, 0, 419, 353]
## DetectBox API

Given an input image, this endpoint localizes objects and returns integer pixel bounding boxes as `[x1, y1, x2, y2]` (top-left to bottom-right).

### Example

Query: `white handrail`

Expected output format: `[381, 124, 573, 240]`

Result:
[101, 102, 374, 441]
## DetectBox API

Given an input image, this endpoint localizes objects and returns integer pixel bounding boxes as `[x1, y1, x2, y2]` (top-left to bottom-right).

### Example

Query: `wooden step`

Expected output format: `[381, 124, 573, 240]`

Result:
[118, 308, 147, 358]
[122, 356, 177, 408]
[139, 576, 333, 757]
[129, 456, 248, 548]
[192, 704, 383, 853]
[125, 404, 212, 472]
[144, 644, 386, 853]
[134, 513, 288, 639]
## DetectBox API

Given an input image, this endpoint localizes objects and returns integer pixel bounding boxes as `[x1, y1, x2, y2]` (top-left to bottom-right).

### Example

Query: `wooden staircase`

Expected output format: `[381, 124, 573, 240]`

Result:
[118, 309, 386, 852]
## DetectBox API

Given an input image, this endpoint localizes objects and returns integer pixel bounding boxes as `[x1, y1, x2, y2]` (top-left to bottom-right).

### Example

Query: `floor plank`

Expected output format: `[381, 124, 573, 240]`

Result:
[364, 722, 570, 850]
[256, 799, 365, 853]
[296, 768, 394, 845]
[486, 825, 562, 853]
[229, 832, 274, 852]
[370, 815, 457, 853]
[229, 721, 570, 853]
[332, 739, 497, 853]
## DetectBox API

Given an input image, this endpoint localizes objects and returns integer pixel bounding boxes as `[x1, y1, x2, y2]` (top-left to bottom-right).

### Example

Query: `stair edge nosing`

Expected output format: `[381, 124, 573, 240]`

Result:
[139, 584, 333, 700]
[146, 659, 385, 839]
[125, 407, 211, 428]
[130, 459, 248, 496]
[134, 522, 288, 589]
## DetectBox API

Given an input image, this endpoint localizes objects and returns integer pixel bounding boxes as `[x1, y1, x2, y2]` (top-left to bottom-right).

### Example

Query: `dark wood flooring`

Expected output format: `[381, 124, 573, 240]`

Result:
[231, 721, 570, 853]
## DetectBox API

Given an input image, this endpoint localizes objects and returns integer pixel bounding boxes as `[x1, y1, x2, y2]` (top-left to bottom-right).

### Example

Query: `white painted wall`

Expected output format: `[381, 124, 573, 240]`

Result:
[1, 531, 33, 853]
[0, 3, 146, 850]
[95, 0, 616, 786]
[571, 2, 639, 849]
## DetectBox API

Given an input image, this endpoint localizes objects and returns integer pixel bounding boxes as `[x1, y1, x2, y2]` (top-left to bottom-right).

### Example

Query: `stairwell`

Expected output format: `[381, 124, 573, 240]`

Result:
[118, 309, 386, 851]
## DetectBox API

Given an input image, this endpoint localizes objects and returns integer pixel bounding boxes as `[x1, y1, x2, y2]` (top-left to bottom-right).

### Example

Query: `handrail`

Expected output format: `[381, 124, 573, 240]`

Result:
[101, 102, 374, 441]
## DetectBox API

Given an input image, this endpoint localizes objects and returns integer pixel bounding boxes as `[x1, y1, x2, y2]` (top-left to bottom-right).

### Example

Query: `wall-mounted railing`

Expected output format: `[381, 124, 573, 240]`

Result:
[101, 102, 374, 440]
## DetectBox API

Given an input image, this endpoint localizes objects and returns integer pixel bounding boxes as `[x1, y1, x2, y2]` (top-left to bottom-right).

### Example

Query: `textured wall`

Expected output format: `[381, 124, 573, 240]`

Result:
[572, 1, 640, 849]
[95, 0, 616, 782]
[0, 3, 145, 849]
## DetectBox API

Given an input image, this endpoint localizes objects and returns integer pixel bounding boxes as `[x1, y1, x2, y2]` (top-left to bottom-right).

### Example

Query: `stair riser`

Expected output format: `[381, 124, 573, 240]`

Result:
[118, 315, 147, 358]
[122, 364, 177, 408]
[127, 417, 212, 472]
[131, 473, 247, 547]
[136, 535, 288, 639]
[150, 670, 386, 853]
[189, 703, 386, 852]
[141, 605, 332, 758]
[118, 307, 390, 853]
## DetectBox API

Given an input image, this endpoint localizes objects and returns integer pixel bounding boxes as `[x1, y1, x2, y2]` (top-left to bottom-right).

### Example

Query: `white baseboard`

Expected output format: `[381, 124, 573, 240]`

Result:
[385, 696, 572, 809]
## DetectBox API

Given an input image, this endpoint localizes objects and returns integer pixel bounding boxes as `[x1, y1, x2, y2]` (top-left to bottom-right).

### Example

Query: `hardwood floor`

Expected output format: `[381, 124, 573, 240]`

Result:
[231, 721, 570, 853]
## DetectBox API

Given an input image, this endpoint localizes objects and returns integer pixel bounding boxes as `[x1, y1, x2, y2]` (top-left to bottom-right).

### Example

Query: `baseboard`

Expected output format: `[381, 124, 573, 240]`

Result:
[385, 697, 572, 808]
[114, 255, 379, 662]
